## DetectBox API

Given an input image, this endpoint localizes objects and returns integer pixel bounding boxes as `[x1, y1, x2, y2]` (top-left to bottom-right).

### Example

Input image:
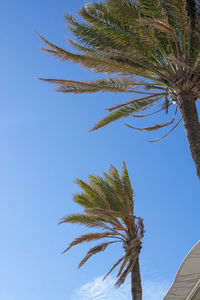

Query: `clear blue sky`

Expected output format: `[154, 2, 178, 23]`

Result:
[0, 1, 199, 299]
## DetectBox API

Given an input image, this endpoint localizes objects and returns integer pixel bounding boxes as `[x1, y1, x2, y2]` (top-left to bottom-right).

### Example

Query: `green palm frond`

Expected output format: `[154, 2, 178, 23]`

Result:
[39, 77, 161, 94]
[90, 96, 161, 131]
[40, 35, 151, 76]
[107, 164, 132, 215]
[73, 193, 95, 209]
[75, 178, 111, 209]
[88, 175, 123, 212]
[121, 161, 134, 209]
[59, 213, 111, 229]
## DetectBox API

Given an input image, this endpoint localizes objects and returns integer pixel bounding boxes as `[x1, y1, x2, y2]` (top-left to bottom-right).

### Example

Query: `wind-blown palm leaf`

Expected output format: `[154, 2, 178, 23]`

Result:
[121, 161, 134, 210]
[75, 178, 111, 209]
[125, 108, 177, 131]
[106, 93, 165, 111]
[131, 103, 172, 118]
[59, 213, 112, 229]
[103, 254, 126, 280]
[88, 175, 124, 212]
[64, 231, 118, 253]
[115, 258, 137, 287]
[107, 164, 132, 215]
[148, 119, 182, 142]
[39, 76, 164, 94]
[90, 97, 161, 131]
[78, 241, 115, 268]
[85, 208, 127, 232]
[40, 35, 154, 76]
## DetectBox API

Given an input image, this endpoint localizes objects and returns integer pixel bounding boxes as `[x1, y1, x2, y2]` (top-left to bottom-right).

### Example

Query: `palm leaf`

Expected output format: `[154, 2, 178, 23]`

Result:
[73, 193, 95, 209]
[125, 106, 178, 131]
[115, 259, 136, 287]
[85, 208, 127, 232]
[148, 119, 182, 142]
[108, 164, 132, 214]
[78, 241, 115, 268]
[88, 175, 123, 212]
[59, 213, 111, 230]
[64, 232, 118, 253]
[39, 76, 163, 94]
[40, 35, 150, 76]
[121, 161, 134, 211]
[90, 97, 160, 131]
[103, 254, 126, 280]
[75, 179, 110, 209]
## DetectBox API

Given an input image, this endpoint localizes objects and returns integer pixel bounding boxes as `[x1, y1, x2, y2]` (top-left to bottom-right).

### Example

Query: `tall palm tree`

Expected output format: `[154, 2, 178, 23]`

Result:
[39, 0, 200, 178]
[60, 162, 144, 300]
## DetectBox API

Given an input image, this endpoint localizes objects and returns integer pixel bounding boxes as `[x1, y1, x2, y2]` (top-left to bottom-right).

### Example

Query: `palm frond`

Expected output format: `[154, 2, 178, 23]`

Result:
[107, 164, 132, 215]
[38, 77, 161, 94]
[78, 241, 115, 268]
[75, 179, 110, 209]
[88, 175, 123, 212]
[121, 161, 134, 211]
[115, 260, 135, 287]
[40, 34, 153, 76]
[148, 119, 181, 142]
[90, 97, 161, 131]
[59, 213, 111, 229]
[115, 238, 142, 286]
[63, 232, 118, 253]
[138, 0, 164, 18]
[132, 103, 172, 118]
[85, 208, 127, 232]
[106, 93, 164, 112]
[117, 255, 130, 278]
[103, 254, 126, 280]
[125, 105, 178, 131]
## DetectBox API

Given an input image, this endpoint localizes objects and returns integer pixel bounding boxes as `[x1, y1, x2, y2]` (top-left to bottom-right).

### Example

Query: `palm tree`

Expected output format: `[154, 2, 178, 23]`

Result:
[60, 162, 144, 300]
[39, 0, 200, 178]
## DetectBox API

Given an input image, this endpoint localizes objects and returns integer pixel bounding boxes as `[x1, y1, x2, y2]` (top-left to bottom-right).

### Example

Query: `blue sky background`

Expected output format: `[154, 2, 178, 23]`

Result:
[0, 1, 199, 299]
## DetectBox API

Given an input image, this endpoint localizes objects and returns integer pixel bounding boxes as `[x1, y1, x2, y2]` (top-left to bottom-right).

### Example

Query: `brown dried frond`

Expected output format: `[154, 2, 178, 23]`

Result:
[125, 120, 172, 131]
[85, 208, 126, 231]
[139, 18, 177, 37]
[148, 119, 181, 142]
[164, 92, 170, 113]
[63, 232, 117, 253]
[117, 255, 129, 277]
[125, 106, 178, 131]
[78, 242, 114, 268]
[167, 55, 190, 67]
[103, 255, 126, 280]
[137, 217, 145, 237]
[115, 258, 136, 287]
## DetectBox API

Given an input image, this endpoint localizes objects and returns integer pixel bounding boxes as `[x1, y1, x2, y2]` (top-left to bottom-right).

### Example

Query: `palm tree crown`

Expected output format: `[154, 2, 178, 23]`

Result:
[40, 0, 200, 177]
[60, 162, 144, 299]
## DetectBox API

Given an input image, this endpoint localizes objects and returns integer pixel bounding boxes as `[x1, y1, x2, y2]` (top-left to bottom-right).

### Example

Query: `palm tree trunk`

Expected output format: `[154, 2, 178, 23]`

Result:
[177, 93, 200, 178]
[131, 257, 142, 300]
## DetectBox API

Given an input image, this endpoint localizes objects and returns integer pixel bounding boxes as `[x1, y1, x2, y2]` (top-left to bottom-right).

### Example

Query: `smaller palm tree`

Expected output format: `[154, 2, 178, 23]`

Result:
[60, 162, 144, 300]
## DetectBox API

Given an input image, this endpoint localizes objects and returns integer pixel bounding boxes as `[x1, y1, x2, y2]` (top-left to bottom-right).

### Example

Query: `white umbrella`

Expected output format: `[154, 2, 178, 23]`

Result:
[164, 241, 200, 300]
